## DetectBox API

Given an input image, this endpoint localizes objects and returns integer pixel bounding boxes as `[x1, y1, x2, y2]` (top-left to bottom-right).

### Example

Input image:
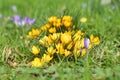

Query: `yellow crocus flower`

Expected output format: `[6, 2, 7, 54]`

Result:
[74, 40, 81, 49]
[50, 33, 60, 41]
[31, 46, 40, 55]
[39, 39, 45, 46]
[31, 57, 43, 67]
[40, 24, 51, 31]
[48, 16, 61, 27]
[80, 48, 86, 56]
[47, 36, 53, 44]
[40, 26, 47, 31]
[67, 42, 73, 50]
[41, 54, 53, 63]
[81, 38, 85, 48]
[60, 32, 72, 44]
[39, 36, 52, 46]
[88, 44, 92, 49]
[49, 27, 56, 33]
[62, 16, 72, 28]
[62, 16, 72, 22]
[63, 21, 71, 28]
[73, 49, 80, 57]
[48, 16, 57, 23]
[46, 46, 56, 55]
[73, 30, 84, 41]
[56, 43, 65, 55]
[64, 50, 71, 57]
[90, 34, 100, 45]
[45, 24, 51, 29]
[27, 28, 40, 38]
[53, 19, 61, 27]
[80, 17, 87, 23]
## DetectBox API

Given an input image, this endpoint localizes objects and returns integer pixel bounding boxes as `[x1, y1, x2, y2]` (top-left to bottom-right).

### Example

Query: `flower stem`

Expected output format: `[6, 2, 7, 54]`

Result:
[58, 56, 65, 66]
[85, 49, 90, 80]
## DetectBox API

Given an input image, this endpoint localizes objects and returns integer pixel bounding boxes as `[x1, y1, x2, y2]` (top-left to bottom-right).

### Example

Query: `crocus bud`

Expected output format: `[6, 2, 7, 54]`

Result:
[84, 38, 90, 49]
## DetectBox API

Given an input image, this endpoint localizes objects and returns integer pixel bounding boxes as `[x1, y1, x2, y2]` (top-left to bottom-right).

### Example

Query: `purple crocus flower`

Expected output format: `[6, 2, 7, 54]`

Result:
[16, 20, 25, 26]
[11, 15, 35, 26]
[13, 15, 22, 26]
[13, 15, 21, 21]
[84, 38, 90, 49]
[23, 17, 36, 25]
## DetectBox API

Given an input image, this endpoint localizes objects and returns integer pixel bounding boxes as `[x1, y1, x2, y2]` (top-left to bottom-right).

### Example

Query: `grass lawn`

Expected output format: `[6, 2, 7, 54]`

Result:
[0, 0, 120, 80]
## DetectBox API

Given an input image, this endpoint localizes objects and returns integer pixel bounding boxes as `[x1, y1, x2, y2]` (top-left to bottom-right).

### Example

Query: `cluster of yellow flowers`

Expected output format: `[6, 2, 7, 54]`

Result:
[27, 16, 100, 67]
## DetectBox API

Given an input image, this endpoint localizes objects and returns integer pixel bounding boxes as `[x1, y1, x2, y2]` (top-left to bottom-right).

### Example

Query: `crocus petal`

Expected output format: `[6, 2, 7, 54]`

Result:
[84, 38, 90, 49]
[24, 17, 29, 24]
[20, 20, 26, 26]
[23, 17, 35, 25]
[29, 19, 36, 25]
[14, 15, 21, 21]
